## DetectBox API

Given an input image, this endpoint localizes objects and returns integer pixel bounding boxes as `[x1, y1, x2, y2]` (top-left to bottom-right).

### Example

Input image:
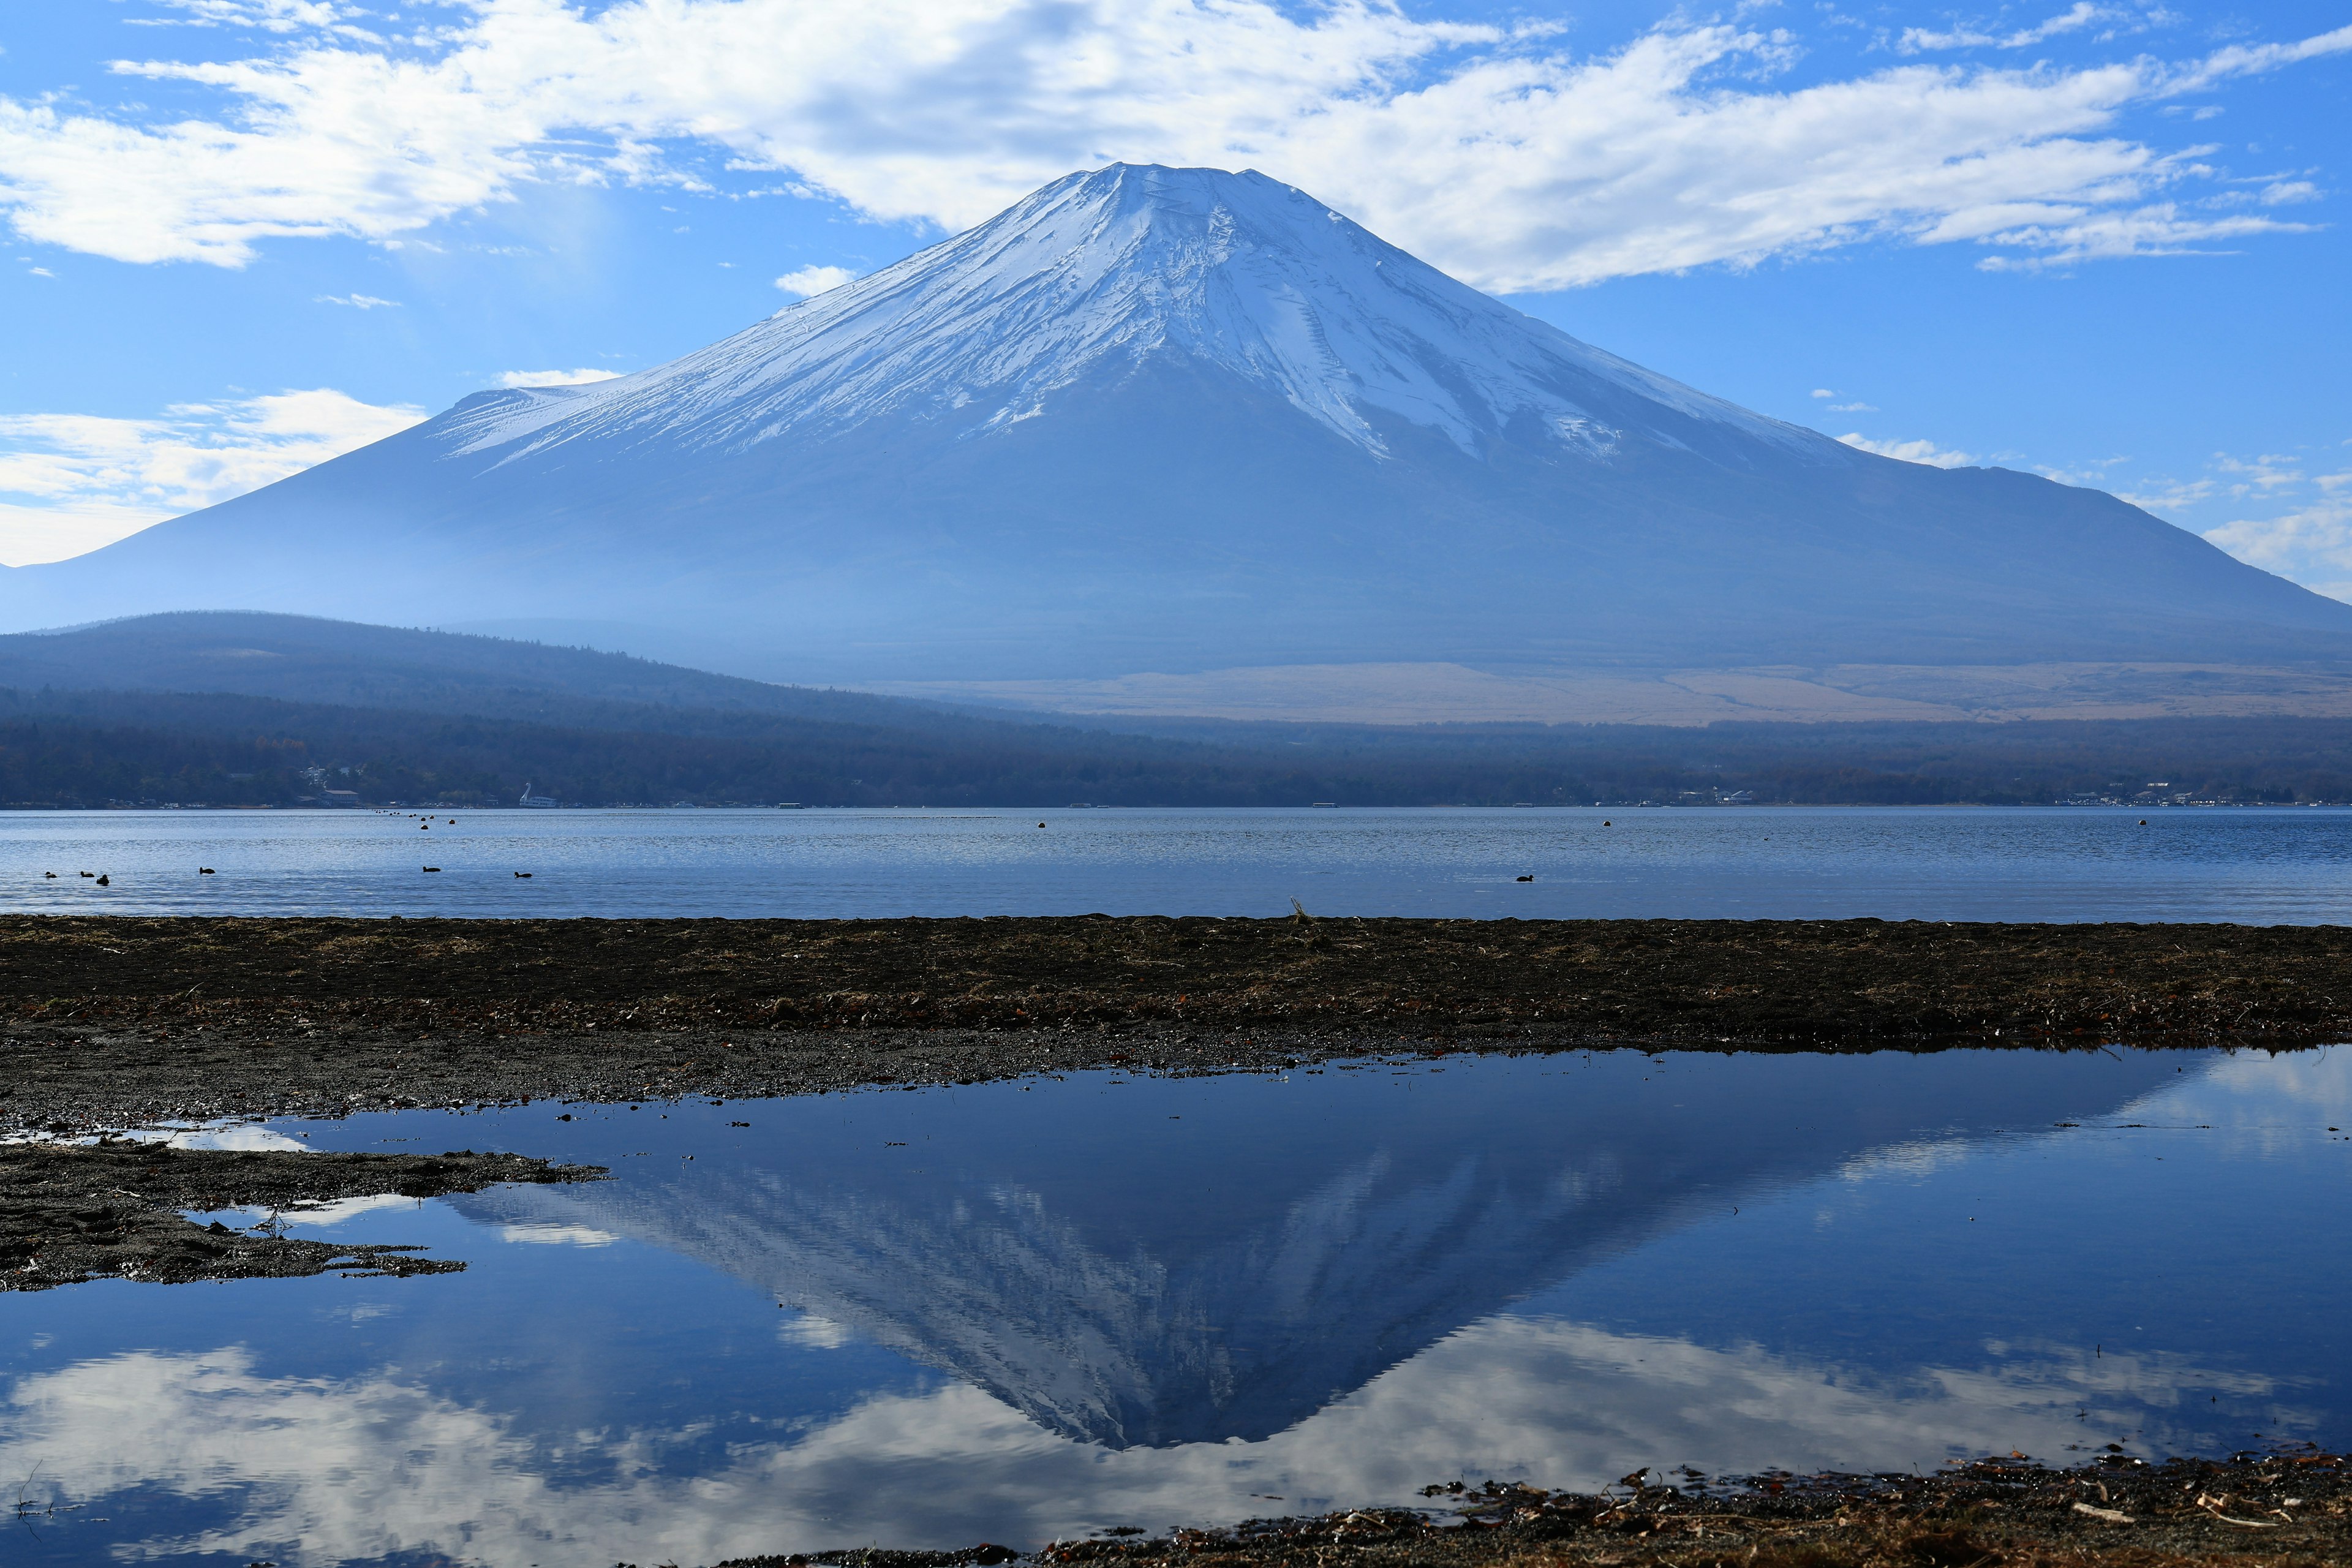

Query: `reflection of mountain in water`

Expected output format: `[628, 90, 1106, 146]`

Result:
[462, 1052, 2174, 1448]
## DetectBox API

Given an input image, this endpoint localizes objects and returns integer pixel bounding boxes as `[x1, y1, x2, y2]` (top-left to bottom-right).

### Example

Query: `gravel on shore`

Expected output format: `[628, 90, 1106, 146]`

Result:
[712, 1449, 2352, 1568]
[0, 1140, 605, 1290]
[5, 913, 2348, 1131]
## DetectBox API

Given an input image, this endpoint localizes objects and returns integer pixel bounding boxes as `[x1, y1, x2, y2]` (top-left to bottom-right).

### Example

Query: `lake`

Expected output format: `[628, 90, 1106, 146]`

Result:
[8, 804, 2352, 921]
[4, 1046, 2346, 1564]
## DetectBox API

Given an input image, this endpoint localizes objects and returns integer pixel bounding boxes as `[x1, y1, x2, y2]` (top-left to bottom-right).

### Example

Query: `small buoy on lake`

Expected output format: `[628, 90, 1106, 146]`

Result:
[1038, 821, 1046, 828]
[1602, 820, 1611, 827]
[94, 874, 109, 886]
[2138, 818, 2148, 825]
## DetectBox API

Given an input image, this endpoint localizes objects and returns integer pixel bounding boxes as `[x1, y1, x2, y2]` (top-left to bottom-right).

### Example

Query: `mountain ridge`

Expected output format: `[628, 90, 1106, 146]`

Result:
[6, 163, 2348, 712]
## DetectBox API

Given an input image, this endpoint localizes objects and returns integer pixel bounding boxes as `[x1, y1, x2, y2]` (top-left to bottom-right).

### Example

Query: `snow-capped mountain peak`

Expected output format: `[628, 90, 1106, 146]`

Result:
[443, 164, 1826, 465]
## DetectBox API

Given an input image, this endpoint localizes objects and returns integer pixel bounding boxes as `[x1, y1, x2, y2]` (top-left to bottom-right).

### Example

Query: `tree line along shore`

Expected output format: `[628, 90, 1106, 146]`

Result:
[12, 685, 2352, 809]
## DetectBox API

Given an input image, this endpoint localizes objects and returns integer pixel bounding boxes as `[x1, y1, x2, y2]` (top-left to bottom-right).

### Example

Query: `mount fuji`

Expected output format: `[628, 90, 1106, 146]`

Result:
[9, 164, 2351, 718]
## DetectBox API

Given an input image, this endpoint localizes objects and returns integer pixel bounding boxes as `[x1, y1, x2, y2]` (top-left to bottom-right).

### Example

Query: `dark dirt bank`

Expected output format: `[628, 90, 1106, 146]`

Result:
[5, 914, 2350, 1130]
[0, 1140, 604, 1290]
[710, 1451, 2352, 1568]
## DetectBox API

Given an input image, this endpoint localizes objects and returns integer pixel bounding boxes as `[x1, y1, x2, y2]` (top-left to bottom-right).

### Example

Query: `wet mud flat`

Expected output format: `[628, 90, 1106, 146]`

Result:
[6, 913, 2352, 1130]
[720, 1452, 2352, 1568]
[0, 1140, 603, 1290]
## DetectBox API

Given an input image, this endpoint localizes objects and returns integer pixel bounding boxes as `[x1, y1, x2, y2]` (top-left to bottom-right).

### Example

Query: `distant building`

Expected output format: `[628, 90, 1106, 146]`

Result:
[318, 790, 361, 807]
[518, 782, 557, 809]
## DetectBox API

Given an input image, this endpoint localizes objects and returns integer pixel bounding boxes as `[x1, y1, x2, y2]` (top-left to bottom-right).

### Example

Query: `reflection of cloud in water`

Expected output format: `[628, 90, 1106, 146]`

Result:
[499, 1222, 620, 1246]
[464, 1049, 2184, 1450]
[5, 1319, 2314, 1567]
[2157, 1046, 2352, 1137]
[205, 1193, 423, 1229]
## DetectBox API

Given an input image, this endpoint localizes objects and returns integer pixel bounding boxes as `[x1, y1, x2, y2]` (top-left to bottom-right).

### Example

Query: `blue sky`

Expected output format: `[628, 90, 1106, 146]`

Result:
[1, 1, 2346, 596]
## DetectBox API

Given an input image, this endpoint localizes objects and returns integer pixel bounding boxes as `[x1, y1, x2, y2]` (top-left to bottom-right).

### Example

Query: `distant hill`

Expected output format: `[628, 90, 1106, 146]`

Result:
[0, 611, 938, 728]
[2, 620, 2351, 807]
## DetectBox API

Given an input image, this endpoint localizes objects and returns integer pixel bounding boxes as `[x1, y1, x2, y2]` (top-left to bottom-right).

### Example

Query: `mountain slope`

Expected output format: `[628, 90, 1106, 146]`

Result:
[7, 164, 2348, 694]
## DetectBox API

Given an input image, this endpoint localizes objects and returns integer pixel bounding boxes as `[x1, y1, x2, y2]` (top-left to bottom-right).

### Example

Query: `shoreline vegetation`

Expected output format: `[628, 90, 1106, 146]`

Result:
[5, 914, 2350, 1132]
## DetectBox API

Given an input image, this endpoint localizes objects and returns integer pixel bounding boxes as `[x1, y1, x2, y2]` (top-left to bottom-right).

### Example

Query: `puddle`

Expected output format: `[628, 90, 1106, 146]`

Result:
[4, 1047, 2348, 1564]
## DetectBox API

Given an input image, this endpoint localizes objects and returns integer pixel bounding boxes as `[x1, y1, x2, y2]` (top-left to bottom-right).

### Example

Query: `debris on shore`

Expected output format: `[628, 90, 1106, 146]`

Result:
[0, 1140, 605, 1290]
[710, 1449, 2352, 1567]
[3, 914, 2347, 1131]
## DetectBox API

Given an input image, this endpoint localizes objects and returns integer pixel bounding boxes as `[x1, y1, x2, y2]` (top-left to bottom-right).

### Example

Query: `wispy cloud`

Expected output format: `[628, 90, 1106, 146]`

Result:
[496, 368, 620, 388]
[1900, 3, 2117, 54]
[2205, 496, 2352, 603]
[1838, 432, 1978, 467]
[315, 292, 398, 308]
[774, 265, 858, 298]
[2082, 441, 2352, 603]
[0, 5, 2342, 289]
[0, 388, 423, 565]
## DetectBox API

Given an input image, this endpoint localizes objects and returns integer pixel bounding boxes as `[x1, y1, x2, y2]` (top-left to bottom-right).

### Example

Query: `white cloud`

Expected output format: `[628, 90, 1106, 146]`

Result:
[137, 0, 349, 31]
[2215, 453, 2305, 492]
[2191, 451, 2352, 601]
[0, 387, 424, 565]
[26, 265, 53, 276]
[1810, 388, 1836, 398]
[2113, 476, 2211, 510]
[499, 1222, 621, 1245]
[315, 291, 398, 307]
[0, 5, 2342, 288]
[2092, 442, 2352, 603]
[0, 1316, 2291, 1566]
[1970, 204, 2315, 270]
[1900, 2, 2115, 54]
[1838, 432, 1978, 467]
[1828, 401, 1877, 412]
[2204, 497, 2352, 602]
[2261, 179, 2321, 205]
[774, 264, 858, 298]
[496, 367, 621, 387]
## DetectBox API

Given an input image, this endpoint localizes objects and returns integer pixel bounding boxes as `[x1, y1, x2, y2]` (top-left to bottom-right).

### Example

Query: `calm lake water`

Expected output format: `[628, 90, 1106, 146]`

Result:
[7, 804, 2352, 921]
[4, 1048, 2348, 1564]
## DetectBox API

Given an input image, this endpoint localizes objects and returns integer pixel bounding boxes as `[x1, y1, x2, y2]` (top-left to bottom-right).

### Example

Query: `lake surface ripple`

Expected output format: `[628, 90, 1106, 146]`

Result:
[8, 805, 2352, 921]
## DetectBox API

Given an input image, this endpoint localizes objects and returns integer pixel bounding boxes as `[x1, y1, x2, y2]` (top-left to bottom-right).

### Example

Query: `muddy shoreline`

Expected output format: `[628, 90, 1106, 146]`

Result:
[0, 1141, 604, 1290]
[4, 913, 2349, 1131]
[715, 1451, 2352, 1568]
[7, 916, 2349, 1564]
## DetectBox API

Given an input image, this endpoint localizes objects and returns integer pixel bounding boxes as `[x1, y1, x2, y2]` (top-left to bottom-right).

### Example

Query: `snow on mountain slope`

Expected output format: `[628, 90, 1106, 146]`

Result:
[442, 164, 1836, 467]
[8, 163, 2352, 701]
